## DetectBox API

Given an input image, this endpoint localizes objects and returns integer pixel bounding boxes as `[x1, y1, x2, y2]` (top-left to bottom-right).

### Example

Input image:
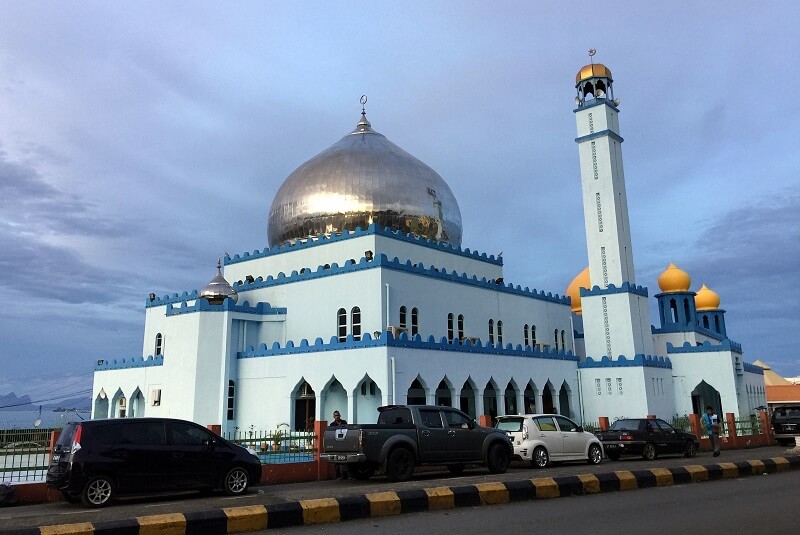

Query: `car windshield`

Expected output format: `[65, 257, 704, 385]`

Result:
[609, 420, 640, 431]
[496, 418, 523, 432]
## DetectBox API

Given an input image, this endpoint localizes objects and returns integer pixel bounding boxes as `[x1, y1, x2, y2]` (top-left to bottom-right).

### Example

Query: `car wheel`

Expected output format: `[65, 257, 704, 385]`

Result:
[81, 475, 114, 507]
[487, 443, 510, 474]
[348, 462, 376, 480]
[61, 491, 81, 504]
[447, 464, 466, 475]
[607, 451, 621, 461]
[386, 448, 415, 482]
[587, 444, 602, 465]
[642, 443, 657, 461]
[684, 440, 698, 458]
[223, 466, 250, 496]
[532, 446, 549, 468]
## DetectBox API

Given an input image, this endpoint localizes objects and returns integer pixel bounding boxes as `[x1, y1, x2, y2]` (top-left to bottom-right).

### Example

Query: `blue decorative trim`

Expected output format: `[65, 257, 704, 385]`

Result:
[224, 224, 503, 267]
[574, 129, 624, 144]
[573, 99, 620, 114]
[580, 282, 648, 298]
[95, 355, 164, 371]
[165, 299, 287, 317]
[578, 354, 672, 369]
[237, 331, 579, 363]
[743, 362, 765, 375]
[666, 340, 743, 354]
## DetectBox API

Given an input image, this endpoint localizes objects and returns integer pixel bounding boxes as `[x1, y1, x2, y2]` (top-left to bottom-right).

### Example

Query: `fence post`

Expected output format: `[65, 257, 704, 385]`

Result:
[689, 413, 702, 441]
[206, 424, 222, 436]
[725, 413, 737, 449]
[314, 419, 328, 481]
[758, 409, 771, 446]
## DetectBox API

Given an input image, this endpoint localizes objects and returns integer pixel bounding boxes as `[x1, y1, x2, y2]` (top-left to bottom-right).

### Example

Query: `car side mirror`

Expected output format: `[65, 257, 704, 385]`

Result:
[203, 438, 216, 450]
[577, 426, 584, 432]
[469, 419, 477, 430]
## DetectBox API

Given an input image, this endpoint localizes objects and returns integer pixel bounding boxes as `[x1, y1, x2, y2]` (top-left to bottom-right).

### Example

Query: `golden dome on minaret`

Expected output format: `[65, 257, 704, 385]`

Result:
[695, 284, 721, 311]
[657, 262, 691, 293]
[565, 267, 591, 315]
[576, 63, 613, 84]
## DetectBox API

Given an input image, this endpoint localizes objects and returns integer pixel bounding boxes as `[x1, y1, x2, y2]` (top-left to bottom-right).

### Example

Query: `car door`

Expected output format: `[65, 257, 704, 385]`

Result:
[106, 421, 170, 494]
[532, 416, 564, 458]
[654, 419, 682, 453]
[442, 408, 484, 461]
[554, 416, 587, 458]
[416, 408, 448, 462]
[167, 421, 224, 489]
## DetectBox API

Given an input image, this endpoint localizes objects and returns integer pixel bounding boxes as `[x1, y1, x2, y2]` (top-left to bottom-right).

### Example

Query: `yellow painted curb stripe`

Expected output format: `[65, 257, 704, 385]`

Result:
[40, 524, 94, 535]
[684, 465, 709, 482]
[425, 486, 455, 510]
[747, 460, 766, 475]
[650, 468, 674, 486]
[532, 477, 559, 499]
[771, 456, 790, 471]
[137, 512, 186, 535]
[577, 473, 601, 493]
[476, 482, 509, 504]
[225, 504, 268, 533]
[366, 490, 401, 517]
[301, 497, 341, 525]
[614, 470, 638, 490]
[717, 462, 739, 478]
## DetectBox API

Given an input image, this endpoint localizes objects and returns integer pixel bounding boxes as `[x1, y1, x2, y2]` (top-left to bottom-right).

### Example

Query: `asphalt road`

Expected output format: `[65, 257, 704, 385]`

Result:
[258, 465, 800, 534]
[1, 445, 796, 532]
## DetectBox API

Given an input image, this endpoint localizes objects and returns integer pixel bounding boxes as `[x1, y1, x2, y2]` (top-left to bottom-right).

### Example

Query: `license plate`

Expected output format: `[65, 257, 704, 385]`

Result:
[604, 444, 617, 449]
[336, 455, 347, 461]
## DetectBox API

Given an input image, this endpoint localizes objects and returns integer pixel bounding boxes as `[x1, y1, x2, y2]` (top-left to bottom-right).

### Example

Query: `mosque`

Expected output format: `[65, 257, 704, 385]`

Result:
[91, 61, 766, 432]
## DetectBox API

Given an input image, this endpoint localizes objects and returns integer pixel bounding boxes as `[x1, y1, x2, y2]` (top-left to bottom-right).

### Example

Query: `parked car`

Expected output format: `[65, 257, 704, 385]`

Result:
[495, 414, 603, 468]
[321, 405, 512, 482]
[771, 405, 800, 447]
[46, 418, 262, 507]
[595, 418, 699, 460]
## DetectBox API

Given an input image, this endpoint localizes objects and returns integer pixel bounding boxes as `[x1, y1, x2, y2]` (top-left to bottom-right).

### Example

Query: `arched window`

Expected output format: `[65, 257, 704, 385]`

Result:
[554, 329, 559, 350]
[497, 321, 503, 345]
[702, 315, 709, 329]
[488, 320, 495, 344]
[683, 298, 691, 324]
[154, 333, 163, 356]
[561, 330, 566, 350]
[714, 315, 721, 333]
[524, 324, 529, 347]
[670, 299, 678, 323]
[447, 313, 454, 343]
[411, 308, 419, 336]
[227, 380, 235, 420]
[457, 314, 464, 341]
[399, 306, 407, 330]
[351, 307, 361, 341]
[337, 308, 347, 342]
[531, 325, 537, 347]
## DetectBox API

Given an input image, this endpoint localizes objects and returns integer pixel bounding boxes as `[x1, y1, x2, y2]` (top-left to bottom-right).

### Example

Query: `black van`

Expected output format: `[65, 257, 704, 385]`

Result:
[46, 418, 262, 507]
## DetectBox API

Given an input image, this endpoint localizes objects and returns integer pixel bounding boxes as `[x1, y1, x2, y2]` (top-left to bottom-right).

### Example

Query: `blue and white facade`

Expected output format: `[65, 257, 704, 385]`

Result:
[91, 62, 766, 432]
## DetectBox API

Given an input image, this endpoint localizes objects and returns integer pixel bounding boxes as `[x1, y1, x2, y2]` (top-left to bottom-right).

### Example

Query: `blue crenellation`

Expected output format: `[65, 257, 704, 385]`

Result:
[743, 362, 765, 375]
[223, 224, 503, 266]
[580, 282, 648, 298]
[578, 354, 672, 369]
[237, 331, 579, 362]
[651, 323, 726, 341]
[666, 339, 743, 354]
[95, 355, 164, 371]
[164, 299, 286, 317]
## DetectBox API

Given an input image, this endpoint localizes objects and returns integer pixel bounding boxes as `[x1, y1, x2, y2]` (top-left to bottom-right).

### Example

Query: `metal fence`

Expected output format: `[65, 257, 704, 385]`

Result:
[0, 428, 54, 483]
[223, 428, 315, 464]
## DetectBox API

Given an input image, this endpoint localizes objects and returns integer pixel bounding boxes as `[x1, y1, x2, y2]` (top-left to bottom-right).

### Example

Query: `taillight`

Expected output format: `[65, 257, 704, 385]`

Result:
[522, 424, 529, 440]
[72, 424, 83, 453]
[620, 433, 634, 441]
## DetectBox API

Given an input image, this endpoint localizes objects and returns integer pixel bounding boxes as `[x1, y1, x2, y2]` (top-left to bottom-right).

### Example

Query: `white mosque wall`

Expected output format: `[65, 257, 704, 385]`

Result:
[580, 290, 653, 359]
[668, 349, 742, 417]
[579, 365, 659, 423]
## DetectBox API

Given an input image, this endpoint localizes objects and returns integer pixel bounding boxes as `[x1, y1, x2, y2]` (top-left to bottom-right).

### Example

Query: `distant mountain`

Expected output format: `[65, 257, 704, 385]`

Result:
[0, 392, 91, 412]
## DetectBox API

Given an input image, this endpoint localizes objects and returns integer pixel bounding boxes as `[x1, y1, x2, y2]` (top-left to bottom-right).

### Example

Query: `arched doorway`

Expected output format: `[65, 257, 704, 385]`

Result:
[483, 380, 499, 423]
[691, 380, 722, 416]
[558, 382, 571, 419]
[459, 380, 476, 416]
[504, 381, 518, 415]
[523, 383, 537, 414]
[93, 389, 109, 419]
[129, 388, 145, 418]
[407, 377, 427, 404]
[542, 382, 555, 414]
[293, 380, 316, 431]
[436, 379, 453, 407]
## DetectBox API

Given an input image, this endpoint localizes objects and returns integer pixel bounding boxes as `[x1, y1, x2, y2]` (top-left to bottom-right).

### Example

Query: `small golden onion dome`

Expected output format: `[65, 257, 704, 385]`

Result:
[199, 261, 238, 305]
[657, 262, 691, 293]
[695, 284, 721, 311]
[576, 63, 613, 84]
[565, 267, 591, 315]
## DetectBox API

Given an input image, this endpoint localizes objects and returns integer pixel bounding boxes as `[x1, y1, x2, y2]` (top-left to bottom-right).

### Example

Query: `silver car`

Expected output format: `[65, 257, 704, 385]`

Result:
[495, 414, 603, 468]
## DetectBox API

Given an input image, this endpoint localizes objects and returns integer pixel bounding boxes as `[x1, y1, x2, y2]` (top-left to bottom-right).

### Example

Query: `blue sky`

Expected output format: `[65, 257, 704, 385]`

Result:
[1, 2, 798, 403]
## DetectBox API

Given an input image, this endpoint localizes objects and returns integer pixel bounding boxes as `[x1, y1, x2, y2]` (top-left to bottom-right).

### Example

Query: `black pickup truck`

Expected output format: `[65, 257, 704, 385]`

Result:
[321, 405, 513, 482]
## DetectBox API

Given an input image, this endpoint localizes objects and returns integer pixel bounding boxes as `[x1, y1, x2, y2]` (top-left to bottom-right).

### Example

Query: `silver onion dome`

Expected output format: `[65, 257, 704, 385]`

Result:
[199, 259, 238, 305]
[267, 107, 462, 247]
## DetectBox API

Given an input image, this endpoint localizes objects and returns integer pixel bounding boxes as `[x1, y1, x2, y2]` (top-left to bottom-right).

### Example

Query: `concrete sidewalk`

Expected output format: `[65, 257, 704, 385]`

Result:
[3, 452, 799, 535]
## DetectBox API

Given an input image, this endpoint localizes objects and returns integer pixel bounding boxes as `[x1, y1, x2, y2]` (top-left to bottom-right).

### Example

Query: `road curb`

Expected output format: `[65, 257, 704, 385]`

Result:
[8, 455, 800, 534]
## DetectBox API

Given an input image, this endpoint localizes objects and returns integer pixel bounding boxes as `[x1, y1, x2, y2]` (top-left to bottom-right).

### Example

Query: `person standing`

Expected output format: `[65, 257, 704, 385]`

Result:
[329, 410, 349, 479]
[702, 405, 721, 457]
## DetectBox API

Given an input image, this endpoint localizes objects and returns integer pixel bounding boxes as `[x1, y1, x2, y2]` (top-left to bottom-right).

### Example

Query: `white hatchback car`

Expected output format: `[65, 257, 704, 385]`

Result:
[495, 414, 603, 468]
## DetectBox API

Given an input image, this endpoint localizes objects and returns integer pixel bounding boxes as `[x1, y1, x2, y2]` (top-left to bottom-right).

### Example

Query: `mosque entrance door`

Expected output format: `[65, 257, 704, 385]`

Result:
[691, 380, 722, 416]
[293, 381, 316, 431]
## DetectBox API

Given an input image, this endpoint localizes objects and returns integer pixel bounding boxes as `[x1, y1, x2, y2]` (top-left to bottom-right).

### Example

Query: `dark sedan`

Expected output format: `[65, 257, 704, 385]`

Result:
[595, 418, 699, 460]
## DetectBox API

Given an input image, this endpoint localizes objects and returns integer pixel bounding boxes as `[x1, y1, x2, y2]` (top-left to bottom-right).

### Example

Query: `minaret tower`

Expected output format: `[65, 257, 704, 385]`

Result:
[574, 53, 654, 359]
